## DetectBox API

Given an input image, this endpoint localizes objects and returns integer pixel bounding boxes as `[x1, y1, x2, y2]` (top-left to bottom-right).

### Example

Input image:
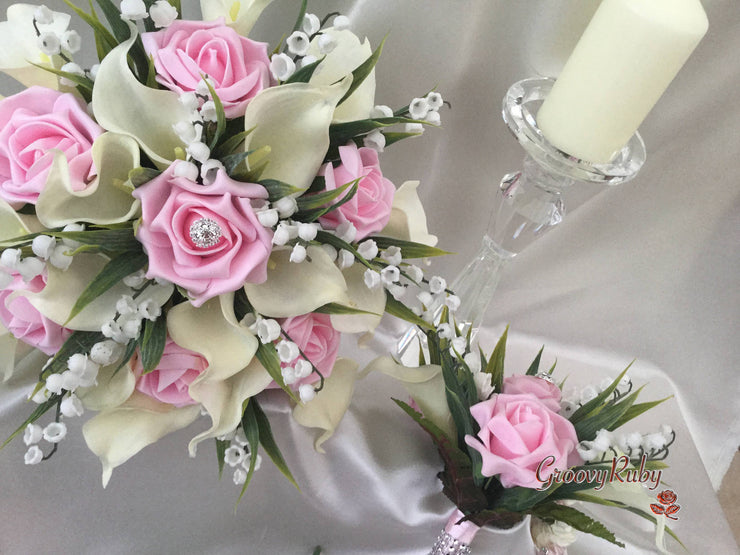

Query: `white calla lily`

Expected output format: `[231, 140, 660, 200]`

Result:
[363, 356, 454, 438]
[330, 264, 386, 334]
[166, 294, 272, 456]
[91, 21, 190, 168]
[36, 133, 141, 227]
[242, 78, 351, 189]
[292, 357, 358, 453]
[0, 197, 29, 242]
[77, 361, 136, 412]
[83, 392, 201, 487]
[18, 254, 131, 331]
[200, 0, 274, 36]
[381, 180, 438, 247]
[244, 246, 349, 318]
[0, 4, 70, 88]
[308, 29, 376, 123]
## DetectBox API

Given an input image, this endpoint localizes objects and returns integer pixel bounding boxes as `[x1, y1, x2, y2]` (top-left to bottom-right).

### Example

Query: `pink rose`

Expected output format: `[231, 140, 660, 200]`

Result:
[280, 313, 340, 385]
[0, 272, 70, 355]
[142, 19, 272, 118]
[318, 143, 395, 241]
[132, 338, 207, 407]
[502, 375, 562, 413]
[464, 394, 580, 489]
[132, 162, 273, 307]
[0, 87, 102, 206]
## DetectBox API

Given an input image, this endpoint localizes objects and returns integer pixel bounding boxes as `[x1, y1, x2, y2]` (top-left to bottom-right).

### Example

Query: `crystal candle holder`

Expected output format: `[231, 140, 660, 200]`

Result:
[398, 77, 646, 359]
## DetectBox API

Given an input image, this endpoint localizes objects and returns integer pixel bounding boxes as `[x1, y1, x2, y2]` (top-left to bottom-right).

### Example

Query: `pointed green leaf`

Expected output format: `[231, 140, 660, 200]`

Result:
[215, 438, 228, 478]
[384, 292, 434, 331]
[254, 342, 300, 403]
[214, 127, 255, 159]
[369, 236, 452, 259]
[569, 363, 633, 424]
[295, 181, 359, 222]
[29, 62, 94, 93]
[338, 36, 386, 106]
[257, 179, 304, 202]
[574, 388, 642, 441]
[525, 346, 544, 376]
[314, 230, 372, 268]
[251, 398, 299, 489]
[237, 401, 260, 504]
[93, 0, 149, 80]
[383, 131, 423, 146]
[63, 0, 117, 60]
[313, 303, 379, 317]
[284, 57, 324, 84]
[203, 78, 227, 150]
[1, 394, 61, 449]
[611, 397, 673, 430]
[531, 503, 625, 548]
[65, 251, 148, 324]
[329, 116, 425, 146]
[291, 0, 308, 33]
[295, 179, 357, 211]
[484, 326, 508, 393]
[128, 166, 162, 188]
[139, 315, 167, 373]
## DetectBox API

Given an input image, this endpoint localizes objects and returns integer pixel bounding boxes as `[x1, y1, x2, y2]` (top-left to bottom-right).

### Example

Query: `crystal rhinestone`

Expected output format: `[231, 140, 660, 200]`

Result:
[189, 218, 223, 249]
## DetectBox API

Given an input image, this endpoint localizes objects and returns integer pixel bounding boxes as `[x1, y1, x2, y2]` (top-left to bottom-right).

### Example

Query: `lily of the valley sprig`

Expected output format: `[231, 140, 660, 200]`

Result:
[0, 0, 448, 499]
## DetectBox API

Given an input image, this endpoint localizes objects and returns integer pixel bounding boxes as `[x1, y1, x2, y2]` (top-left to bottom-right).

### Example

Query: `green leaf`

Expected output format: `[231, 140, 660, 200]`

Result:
[314, 230, 372, 269]
[369, 236, 452, 259]
[237, 401, 261, 504]
[258, 179, 304, 202]
[295, 179, 358, 211]
[494, 483, 562, 512]
[251, 398, 299, 489]
[574, 388, 642, 441]
[213, 127, 255, 158]
[221, 150, 253, 177]
[254, 342, 300, 403]
[338, 36, 386, 106]
[530, 502, 625, 548]
[525, 346, 544, 376]
[291, 0, 308, 33]
[284, 57, 324, 84]
[1, 394, 61, 449]
[39, 331, 106, 380]
[0, 228, 140, 254]
[63, 0, 117, 60]
[382, 131, 423, 146]
[128, 166, 162, 188]
[29, 62, 94, 93]
[93, 0, 149, 81]
[145, 54, 158, 88]
[313, 302, 379, 317]
[611, 397, 673, 430]
[215, 438, 229, 479]
[111, 338, 138, 378]
[329, 116, 425, 146]
[233, 288, 254, 323]
[483, 326, 508, 394]
[569, 363, 633, 424]
[295, 181, 360, 222]
[65, 251, 148, 324]
[202, 78, 227, 150]
[139, 315, 167, 373]
[384, 292, 434, 331]
[312, 548, 322, 555]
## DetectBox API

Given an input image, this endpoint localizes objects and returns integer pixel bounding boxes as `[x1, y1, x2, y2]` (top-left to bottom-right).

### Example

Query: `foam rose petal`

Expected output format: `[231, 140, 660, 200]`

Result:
[308, 29, 376, 122]
[36, 133, 141, 227]
[381, 180, 438, 246]
[91, 22, 190, 168]
[200, 0, 274, 37]
[166, 294, 272, 456]
[0, 4, 70, 89]
[244, 246, 349, 318]
[83, 391, 201, 487]
[292, 357, 359, 453]
[242, 78, 351, 189]
[364, 356, 455, 438]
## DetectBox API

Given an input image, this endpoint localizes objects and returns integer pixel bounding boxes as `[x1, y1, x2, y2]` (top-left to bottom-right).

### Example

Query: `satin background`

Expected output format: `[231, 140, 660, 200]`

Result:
[0, 1, 738, 553]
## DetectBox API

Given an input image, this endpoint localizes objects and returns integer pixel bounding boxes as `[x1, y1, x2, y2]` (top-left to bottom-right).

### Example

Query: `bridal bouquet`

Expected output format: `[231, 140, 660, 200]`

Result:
[370, 322, 682, 554]
[0, 0, 447, 495]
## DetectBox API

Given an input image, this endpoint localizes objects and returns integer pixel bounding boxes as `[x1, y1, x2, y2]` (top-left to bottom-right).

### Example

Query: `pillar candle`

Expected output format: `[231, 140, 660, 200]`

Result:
[536, 0, 708, 164]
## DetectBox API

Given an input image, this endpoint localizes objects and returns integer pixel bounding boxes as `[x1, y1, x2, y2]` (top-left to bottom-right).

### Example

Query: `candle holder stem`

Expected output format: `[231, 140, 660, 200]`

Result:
[396, 78, 645, 363]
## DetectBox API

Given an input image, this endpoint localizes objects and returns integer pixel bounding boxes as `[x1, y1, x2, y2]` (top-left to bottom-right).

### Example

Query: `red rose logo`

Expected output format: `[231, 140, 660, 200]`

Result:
[651, 489, 680, 520]
[657, 490, 677, 504]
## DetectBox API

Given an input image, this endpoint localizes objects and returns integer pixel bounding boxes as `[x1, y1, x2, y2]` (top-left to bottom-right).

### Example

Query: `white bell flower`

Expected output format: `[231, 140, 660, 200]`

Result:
[23, 424, 43, 446]
[424, 110, 441, 126]
[380, 265, 400, 285]
[115, 294, 138, 315]
[120, 0, 147, 20]
[297, 223, 318, 242]
[173, 160, 200, 182]
[59, 62, 84, 86]
[201, 158, 225, 186]
[195, 76, 216, 97]
[287, 31, 310, 56]
[404, 122, 424, 135]
[451, 336, 466, 354]
[363, 269, 381, 289]
[257, 208, 279, 228]
[179, 92, 200, 112]
[317, 33, 336, 54]
[336, 221, 356, 243]
[200, 100, 218, 122]
[302, 13, 320, 35]
[281, 365, 297, 385]
[34, 5, 54, 25]
[186, 141, 210, 164]
[48, 244, 73, 270]
[61, 223, 84, 247]
[31, 235, 56, 260]
[42, 422, 67, 443]
[274, 196, 297, 218]
[436, 323, 453, 340]
[387, 283, 406, 301]
[122, 269, 146, 289]
[370, 105, 394, 118]
[44, 373, 64, 395]
[463, 352, 481, 373]
[270, 53, 295, 82]
[149, 0, 178, 28]
[381, 246, 402, 266]
[117, 314, 142, 340]
[356, 239, 378, 260]
[37, 31, 61, 56]
[272, 223, 291, 245]
[289, 244, 307, 263]
[224, 445, 246, 467]
[0, 248, 21, 269]
[417, 291, 433, 308]
[61, 30, 81, 54]
[256, 318, 281, 344]
[337, 249, 354, 269]
[429, 276, 447, 295]
[473, 370, 495, 401]
[409, 97, 429, 119]
[363, 129, 385, 152]
[60, 370, 81, 392]
[299, 54, 318, 68]
[426, 91, 444, 110]
[445, 294, 461, 312]
[88, 64, 100, 81]
[90, 340, 124, 366]
[299, 384, 316, 403]
[333, 15, 350, 31]
[276, 340, 299, 364]
[294, 359, 312, 380]
[17, 257, 45, 282]
[60, 394, 84, 418]
[137, 299, 162, 321]
[232, 468, 247, 485]
[172, 121, 201, 145]
[24, 445, 43, 465]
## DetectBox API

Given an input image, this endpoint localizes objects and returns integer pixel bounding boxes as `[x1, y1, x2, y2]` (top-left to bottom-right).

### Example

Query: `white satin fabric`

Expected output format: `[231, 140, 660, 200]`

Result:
[1, 0, 738, 553]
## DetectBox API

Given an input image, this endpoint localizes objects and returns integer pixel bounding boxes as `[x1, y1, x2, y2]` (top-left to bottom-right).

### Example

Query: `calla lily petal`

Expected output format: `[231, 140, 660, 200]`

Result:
[242, 79, 351, 189]
[0, 4, 70, 88]
[382, 180, 438, 246]
[82, 391, 201, 487]
[91, 22, 189, 168]
[77, 361, 136, 412]
[292, 357, 358, 453]
[308, 29, 375, 123]
[244, 246, 349, 318]
[200, 0, 274, 36]
[330, 264, 386, 333]
[0, 197, 29, 241]
[166, 294, 271, 455]
[364, 356, 454, 438]
[0, 325, 17, 382]
[36, 133, 141, 227]
[20, 254, 131, 331]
